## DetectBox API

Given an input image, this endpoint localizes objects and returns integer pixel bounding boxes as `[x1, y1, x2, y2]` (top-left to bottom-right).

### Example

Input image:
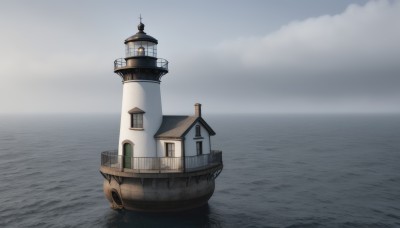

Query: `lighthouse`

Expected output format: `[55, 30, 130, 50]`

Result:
[99, 19, 223, 212]
[115, 18, 166, 159]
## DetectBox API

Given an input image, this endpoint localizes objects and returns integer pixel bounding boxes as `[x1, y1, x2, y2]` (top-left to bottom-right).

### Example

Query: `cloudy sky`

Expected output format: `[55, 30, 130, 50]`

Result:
[1, 0, 399, 114]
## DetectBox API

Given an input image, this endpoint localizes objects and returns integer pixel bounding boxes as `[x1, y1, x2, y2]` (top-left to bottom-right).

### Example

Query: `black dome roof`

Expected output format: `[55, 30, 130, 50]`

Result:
[124, 22, 158, 44]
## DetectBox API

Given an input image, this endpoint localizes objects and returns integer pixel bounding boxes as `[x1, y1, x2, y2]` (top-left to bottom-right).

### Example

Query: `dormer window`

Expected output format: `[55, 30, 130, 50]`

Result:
[128, 107, 145, 130]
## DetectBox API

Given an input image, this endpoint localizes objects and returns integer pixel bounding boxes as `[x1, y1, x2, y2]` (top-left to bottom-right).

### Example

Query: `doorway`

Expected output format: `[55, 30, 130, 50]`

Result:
[123, 143, 133, 169]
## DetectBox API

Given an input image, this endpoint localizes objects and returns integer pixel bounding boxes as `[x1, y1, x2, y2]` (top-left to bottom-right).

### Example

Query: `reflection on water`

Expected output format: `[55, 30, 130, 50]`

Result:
[103, 204, 223, 228]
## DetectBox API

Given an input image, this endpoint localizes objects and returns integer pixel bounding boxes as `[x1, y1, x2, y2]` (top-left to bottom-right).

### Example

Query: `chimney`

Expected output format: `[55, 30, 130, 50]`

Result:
[194, 103, 202, 117]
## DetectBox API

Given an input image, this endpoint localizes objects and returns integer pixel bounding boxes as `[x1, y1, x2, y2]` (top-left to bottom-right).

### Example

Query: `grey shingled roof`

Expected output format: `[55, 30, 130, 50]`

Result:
[154, 115, 216, 139]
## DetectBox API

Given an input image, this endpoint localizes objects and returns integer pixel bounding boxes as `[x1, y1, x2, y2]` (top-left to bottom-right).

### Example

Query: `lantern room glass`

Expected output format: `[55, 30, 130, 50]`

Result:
[125, 41, 157, 58]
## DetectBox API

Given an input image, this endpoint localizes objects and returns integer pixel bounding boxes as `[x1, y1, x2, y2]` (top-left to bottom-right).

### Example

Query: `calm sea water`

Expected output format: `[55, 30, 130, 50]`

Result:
[0, 114, 400, 227]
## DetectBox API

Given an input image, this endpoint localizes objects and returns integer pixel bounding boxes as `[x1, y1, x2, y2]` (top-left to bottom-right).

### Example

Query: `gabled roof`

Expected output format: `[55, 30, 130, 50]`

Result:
[128, 107, 145, 114]
[154, 115, 216, 139]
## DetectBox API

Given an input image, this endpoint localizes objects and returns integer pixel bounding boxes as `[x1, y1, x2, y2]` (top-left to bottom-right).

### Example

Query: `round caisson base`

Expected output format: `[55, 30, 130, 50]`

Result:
[101, 166, 222, 212]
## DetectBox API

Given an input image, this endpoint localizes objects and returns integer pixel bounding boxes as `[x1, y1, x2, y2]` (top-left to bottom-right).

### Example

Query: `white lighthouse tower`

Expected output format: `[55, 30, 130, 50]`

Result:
[115, 18, 166, 160]
[100, 19, 223, 212]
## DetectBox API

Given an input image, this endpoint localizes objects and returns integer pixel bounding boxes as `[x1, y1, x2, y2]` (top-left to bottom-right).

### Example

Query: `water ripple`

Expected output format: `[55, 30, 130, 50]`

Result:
[1, 114, 400, 227]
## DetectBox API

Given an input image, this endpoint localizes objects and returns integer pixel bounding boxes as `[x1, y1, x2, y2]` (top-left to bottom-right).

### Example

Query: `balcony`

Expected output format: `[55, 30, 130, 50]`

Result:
[114, 58, 168, 71]
[101, 150, 222, 173]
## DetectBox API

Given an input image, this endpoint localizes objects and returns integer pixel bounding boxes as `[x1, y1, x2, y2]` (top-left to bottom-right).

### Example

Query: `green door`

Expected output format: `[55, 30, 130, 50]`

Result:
[123, 143, 133, 169]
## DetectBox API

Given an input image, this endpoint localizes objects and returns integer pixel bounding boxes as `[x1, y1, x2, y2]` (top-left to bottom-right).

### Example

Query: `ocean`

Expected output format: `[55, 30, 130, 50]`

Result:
[0, 114, 399, 227]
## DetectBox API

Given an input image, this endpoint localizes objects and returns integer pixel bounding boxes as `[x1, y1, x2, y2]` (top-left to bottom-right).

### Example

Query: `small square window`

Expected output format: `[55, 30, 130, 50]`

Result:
[128, 107, 145, 129]
[131, 113, 143, 128]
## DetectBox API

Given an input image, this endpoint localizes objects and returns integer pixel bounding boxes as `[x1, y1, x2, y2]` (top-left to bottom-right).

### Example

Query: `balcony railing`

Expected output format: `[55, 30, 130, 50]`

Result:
[101, 150, 222, 173]
[114, 58, 168, 71]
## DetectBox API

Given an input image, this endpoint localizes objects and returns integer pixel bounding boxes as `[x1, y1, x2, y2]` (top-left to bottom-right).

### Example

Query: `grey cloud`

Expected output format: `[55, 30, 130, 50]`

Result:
[0, 0, 398, 114]
[163, 0, 400, 113]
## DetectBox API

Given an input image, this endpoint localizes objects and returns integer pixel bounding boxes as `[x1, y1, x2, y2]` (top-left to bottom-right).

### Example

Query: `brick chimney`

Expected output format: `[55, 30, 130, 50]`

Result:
[194, 103, 202, 117]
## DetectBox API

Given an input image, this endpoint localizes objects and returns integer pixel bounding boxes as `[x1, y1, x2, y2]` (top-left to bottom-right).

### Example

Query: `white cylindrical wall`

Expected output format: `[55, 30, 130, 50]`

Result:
[118, 80, 162, 157]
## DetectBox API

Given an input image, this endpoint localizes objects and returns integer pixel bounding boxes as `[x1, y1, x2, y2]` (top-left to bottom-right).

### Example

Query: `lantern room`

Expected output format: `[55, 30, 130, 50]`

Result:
[124, 22, 158, 58]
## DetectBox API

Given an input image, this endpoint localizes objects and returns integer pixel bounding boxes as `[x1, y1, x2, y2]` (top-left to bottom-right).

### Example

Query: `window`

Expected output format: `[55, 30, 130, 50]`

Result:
[195, 125, 201, 137]
[196, 141, 203, 155]
[128, 107, 145, 129]
[131, 113, 143, 128]
[125, 41, 157, 58]
[166, 143, 175, 157]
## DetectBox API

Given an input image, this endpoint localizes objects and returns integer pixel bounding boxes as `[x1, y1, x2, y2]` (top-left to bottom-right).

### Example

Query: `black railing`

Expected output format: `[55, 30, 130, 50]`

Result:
[157, 58, 168, 70]
[114, 58, 125, 69]
[101, 150, 222, 173]
[113, 58, 168, 71]
[101, 150, 122, 169]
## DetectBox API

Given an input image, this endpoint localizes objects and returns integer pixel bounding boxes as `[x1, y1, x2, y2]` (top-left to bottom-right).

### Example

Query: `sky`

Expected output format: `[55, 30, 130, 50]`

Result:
[0, 0, 399, 114]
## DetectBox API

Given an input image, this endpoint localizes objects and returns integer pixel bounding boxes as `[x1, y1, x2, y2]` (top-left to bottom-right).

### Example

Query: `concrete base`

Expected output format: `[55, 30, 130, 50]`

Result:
[100, 165, 222, 212]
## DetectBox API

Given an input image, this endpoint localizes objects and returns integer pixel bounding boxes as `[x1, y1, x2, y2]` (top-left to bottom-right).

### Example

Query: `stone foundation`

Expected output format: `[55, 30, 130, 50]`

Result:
[101, 165, 222, 212]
